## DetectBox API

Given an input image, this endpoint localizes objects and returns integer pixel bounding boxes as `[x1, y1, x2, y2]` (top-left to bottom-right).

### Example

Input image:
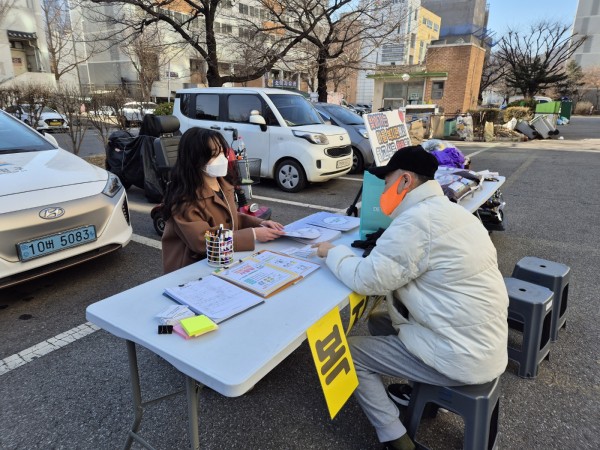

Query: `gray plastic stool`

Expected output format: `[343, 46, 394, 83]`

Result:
[512, 256, 570, 341]
[505, 277, 553, 378]
[406, 378, 501, 450]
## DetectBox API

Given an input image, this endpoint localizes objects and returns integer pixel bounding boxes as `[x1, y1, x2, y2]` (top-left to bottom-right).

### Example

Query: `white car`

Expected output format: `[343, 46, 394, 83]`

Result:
[5, 104, 69, 132]
[120, 101, 158, 126]
[0, 110, 132, 289]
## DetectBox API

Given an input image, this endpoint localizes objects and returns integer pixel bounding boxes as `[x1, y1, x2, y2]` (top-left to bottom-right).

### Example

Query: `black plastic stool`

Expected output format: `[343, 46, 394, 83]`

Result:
[505, 277, 553, 378]
[406, 378, 501, 450]
[512, 256, 570, 341]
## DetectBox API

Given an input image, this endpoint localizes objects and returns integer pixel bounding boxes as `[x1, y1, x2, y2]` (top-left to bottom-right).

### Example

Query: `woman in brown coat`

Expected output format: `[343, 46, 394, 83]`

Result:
[161, 128, 283, 273]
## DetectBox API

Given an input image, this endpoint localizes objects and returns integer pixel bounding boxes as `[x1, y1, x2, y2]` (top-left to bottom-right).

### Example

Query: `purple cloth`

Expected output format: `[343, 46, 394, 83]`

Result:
[431, 147, 466, 168]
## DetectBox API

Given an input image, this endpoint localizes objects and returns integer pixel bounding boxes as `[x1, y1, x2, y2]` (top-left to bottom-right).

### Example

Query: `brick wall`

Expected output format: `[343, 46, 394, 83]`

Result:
[425, 43, 485, 113]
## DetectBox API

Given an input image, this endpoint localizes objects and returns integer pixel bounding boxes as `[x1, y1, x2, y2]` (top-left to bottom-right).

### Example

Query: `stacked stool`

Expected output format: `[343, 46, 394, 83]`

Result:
[504, 277, 554, 378]
[512, 256, 571, 341]
[405, 378, 501, 450]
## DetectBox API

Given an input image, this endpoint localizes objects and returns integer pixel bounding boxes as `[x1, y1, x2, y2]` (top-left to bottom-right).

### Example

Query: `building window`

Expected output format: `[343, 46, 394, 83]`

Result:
[434, 23, 439, 32]
[431, 81, 445, 100]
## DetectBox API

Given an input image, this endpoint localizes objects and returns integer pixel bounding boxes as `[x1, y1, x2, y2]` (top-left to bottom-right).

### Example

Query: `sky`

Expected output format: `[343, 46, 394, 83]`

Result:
[486, 0, 579, 38]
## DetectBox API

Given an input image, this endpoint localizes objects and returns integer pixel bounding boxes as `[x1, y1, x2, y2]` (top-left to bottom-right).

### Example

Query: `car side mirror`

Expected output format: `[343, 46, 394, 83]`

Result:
[249, 110, 267, 132]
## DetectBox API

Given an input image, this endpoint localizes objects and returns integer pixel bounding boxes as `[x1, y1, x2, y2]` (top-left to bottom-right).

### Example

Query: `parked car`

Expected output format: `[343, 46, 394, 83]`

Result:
[120, 101, 158, 126]
[0, 110, 132, 289]
[313, 102, 373, 173]
[4, 104, 69, 132]
[173, 87, 352, 192]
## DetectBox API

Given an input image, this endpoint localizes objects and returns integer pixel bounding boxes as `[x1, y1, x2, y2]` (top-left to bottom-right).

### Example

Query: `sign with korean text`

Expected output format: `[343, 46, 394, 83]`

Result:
[307, 307, 358, 419]
[345, 292, 367, 335]
[363, 110, 411, 167]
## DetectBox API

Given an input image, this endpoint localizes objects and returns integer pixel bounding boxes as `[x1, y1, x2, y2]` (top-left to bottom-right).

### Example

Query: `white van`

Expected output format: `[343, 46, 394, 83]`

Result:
[173, 87, 352, 192]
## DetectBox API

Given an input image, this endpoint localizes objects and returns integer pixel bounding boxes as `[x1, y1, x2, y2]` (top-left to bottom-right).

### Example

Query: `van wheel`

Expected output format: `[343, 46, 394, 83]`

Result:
[350, 147, 364, 174]
[275, 159, 307, 193]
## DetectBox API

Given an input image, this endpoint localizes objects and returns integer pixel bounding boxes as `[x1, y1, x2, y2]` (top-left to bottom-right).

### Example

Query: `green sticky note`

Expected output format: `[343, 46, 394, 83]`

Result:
[179, 315, 218, 337]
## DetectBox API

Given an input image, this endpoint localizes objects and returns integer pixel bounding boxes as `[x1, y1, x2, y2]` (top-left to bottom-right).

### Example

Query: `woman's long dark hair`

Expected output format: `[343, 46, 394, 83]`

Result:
[162, 128, 231, 221]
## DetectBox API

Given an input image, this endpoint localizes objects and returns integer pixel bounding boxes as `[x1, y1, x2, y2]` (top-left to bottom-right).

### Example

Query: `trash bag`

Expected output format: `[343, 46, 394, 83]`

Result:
[421, 139, 446, 152]
[141, 143, 164, 203]
[455, 115, 474, 141]
[502, 117, 518, 130]
[484, 121, 495, 142]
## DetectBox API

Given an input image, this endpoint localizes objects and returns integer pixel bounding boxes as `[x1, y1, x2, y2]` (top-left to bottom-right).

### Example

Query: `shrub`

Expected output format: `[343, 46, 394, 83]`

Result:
[503, 106, 532, 122]
[154, 102, 173, 116]
[574, 101, 593, 115]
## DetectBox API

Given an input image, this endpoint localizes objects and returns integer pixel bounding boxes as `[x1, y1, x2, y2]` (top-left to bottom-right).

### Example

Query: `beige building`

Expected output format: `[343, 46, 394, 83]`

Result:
[0, 0, 54, 87]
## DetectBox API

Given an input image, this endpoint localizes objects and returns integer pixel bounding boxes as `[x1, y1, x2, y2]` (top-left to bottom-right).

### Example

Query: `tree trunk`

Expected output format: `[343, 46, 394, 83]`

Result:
[316, 49, 328, 103]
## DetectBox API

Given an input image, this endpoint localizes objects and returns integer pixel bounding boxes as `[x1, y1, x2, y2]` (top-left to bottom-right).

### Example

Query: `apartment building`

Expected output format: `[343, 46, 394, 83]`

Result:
[355, 0, 440, 105]
[572, 0, 600, 68]
[0, 0, 54, 87]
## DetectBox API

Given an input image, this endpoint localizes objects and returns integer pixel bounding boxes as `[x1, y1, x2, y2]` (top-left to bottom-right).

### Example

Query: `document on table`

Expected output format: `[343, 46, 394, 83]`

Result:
[303, 211, 361, 232]
[252, 250, 321, 277]
[163, 275, 264, 323]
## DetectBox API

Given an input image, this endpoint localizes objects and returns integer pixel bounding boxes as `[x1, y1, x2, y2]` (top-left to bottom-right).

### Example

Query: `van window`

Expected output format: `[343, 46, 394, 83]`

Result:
[267, 94, 322, 126]
[192, 94, 219, 120]
[227, 94, 262, 122]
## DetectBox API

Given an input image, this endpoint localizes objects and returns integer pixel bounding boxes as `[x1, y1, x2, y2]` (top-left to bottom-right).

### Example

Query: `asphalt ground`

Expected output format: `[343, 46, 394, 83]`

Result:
[1, 117, 599, 449]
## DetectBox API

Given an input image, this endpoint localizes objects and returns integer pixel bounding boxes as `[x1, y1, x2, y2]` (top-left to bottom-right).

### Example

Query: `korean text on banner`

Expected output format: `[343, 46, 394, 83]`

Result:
[307, 307, 359, 419]
[363, 110, 412, 167]
[346, 292, 367, 335]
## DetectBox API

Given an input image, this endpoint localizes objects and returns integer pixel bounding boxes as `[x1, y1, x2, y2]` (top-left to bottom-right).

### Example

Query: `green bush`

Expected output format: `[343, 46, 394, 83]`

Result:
[507, 98, 537, 110]
[154, 102, 174, 116]
[469, 108, 502, 127]
[503, 106, 532, 122]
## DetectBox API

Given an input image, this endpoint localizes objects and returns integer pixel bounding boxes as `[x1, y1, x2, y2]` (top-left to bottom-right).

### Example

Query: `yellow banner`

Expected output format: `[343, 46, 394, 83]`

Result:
[346, 292, 367, 335]
[307, 307, 358, 419]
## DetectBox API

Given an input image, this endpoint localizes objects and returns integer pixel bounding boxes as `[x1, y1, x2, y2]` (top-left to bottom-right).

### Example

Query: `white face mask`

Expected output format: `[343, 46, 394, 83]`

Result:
[204, 153, 228, 178]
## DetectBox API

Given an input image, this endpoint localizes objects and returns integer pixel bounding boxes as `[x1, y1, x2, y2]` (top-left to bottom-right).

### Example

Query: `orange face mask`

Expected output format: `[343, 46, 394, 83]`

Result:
[380, 175, 409, 216]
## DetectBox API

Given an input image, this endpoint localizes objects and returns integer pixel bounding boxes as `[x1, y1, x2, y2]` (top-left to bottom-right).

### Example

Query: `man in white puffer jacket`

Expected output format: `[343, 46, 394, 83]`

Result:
[315, 145, 508, 450]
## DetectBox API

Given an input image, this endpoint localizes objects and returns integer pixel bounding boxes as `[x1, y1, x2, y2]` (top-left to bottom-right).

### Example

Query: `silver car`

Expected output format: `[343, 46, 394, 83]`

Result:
[0, 110, 132, 288]
[313, 103, 374, 173]
[120, 101, 158, 126]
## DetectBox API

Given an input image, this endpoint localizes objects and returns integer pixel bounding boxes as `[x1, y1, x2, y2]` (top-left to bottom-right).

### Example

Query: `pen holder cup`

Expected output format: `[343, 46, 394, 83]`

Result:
[205, 230, 234, 268]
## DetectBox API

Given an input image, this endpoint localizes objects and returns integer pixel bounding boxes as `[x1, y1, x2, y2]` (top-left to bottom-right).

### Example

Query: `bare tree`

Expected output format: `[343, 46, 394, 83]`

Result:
[41, 0, 100, 83]
[255, 0, 405, 102]
[0, 0, 15, 23]
[478, 52, 507, 103]
[86, 89, 128, 144]
[52, 84, 89, 155]
[495, 21, 586, 99]
[81, 0, 316, 86]
[9, 83, 54, 129]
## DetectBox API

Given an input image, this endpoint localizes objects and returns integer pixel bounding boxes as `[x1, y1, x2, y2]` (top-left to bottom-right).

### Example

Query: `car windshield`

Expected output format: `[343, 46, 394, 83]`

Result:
[0, 113, 55, 153]
[321, 105, 364, 125]
[267, 94, 323, 126]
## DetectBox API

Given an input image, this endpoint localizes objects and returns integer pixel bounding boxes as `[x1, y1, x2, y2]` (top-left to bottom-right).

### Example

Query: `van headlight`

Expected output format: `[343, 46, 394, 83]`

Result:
[102, 172, 123, 197]
[293, 130, 329, 145]
[358, 127, 368, 139]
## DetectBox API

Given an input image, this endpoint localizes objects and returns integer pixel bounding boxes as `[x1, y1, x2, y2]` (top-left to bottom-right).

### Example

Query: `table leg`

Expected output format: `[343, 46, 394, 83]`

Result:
[185, 375, 201, 450]
[123, 340, 156, 450]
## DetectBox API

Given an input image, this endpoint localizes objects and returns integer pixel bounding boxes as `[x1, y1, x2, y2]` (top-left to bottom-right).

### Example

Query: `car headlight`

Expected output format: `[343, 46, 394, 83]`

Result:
[358, 127, 368, 139]
[292, 130, 329, 145]
[102, 172, 123, 197]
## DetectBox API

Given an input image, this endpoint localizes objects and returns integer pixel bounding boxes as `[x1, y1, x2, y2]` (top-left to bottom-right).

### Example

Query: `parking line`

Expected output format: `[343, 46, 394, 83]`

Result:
[0, 322, 100, 376]
[131, 233, 162, 249]
[252, 195, 353, 213]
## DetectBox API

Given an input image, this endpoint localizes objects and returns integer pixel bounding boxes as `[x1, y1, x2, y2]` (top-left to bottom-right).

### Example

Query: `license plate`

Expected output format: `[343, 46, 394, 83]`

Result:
[48, 121, 61, 126]
[337, 158, 352, 169]
[17, 225, 97, 262]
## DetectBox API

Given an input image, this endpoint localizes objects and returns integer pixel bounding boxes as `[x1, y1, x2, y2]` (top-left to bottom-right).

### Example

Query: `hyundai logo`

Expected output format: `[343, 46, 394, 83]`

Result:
[39, 207, 65, 219]
[339, 136, 344, 140]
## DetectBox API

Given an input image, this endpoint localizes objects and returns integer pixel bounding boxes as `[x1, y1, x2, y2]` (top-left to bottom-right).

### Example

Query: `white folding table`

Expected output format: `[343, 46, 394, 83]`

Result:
[86, 234, 360, 450]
